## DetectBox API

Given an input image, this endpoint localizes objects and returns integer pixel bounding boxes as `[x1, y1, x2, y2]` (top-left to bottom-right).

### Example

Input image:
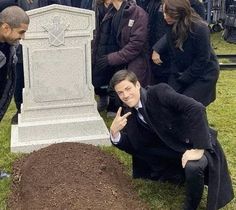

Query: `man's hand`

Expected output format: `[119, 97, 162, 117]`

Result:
[152, 50, 163, 65]
[110, 107, 131, 138]
[182, 149, 204, 168]
[27, 0, 34, 3]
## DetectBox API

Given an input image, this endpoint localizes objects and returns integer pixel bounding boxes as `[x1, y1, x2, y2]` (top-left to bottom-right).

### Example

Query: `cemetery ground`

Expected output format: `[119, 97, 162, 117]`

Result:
[0, 32, 236, 209]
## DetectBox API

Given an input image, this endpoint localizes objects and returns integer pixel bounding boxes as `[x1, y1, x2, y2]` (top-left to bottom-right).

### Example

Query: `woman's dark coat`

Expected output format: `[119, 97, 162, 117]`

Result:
[107, 1, 151, 87]
[153, 22, 219, 106]
[146, 0, 206, 84]
[113, 83, 234, 210]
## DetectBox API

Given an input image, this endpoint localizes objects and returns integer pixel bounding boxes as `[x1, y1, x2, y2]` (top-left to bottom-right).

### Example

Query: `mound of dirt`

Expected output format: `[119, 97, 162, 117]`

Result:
[7, 142, 149, 210]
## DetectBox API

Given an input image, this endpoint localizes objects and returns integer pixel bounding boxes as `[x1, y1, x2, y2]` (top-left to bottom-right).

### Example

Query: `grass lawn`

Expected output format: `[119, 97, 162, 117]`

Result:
[0, 32, 236, 209]
[211, 32, 236, 54]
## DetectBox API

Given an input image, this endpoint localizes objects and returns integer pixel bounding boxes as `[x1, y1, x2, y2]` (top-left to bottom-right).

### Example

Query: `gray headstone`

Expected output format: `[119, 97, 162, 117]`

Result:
[11, 5, 110, 153]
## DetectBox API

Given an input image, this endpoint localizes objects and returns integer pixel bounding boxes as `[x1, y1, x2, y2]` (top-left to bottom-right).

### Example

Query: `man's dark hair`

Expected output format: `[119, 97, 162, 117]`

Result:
[110, 70, 138, 90]
[0, 6, 29, 28]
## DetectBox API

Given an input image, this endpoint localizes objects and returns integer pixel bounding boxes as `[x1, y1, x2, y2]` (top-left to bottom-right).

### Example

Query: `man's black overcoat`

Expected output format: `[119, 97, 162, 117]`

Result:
[113, 83, 234, 210]
[0, 44, 17, 121]
[0, 1, 18, 121]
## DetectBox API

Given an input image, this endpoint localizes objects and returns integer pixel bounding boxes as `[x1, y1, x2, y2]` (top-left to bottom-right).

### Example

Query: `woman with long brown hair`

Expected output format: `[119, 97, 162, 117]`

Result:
[152, 0, 219, 107]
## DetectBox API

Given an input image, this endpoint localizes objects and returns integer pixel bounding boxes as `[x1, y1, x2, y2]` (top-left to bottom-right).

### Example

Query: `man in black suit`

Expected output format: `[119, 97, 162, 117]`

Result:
[109, 70, 234, 210]
[0, 2, 29, 178]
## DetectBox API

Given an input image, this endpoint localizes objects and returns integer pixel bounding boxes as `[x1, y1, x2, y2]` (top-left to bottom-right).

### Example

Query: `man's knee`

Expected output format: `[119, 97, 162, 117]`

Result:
[185, 155, 208, 180]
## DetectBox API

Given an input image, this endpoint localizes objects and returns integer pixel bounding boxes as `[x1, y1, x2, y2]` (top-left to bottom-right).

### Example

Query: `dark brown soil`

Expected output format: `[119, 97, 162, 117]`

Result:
[7, 142, 149, 210]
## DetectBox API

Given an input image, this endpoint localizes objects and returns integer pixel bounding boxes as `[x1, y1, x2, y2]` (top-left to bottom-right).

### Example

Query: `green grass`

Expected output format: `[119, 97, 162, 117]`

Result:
[0, 32, 236, 209]
[211, 32, 236, 54]
[0, 102, 19, 209]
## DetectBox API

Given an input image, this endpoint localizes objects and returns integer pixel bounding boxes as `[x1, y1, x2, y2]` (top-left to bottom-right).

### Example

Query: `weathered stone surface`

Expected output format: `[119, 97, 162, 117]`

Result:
[11, 5, 110, 153]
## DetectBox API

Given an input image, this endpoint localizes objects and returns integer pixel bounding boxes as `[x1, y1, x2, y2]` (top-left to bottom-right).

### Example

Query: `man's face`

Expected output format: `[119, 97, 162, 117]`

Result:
[2, 23, 28, 45]
[114, 79, 141, 108]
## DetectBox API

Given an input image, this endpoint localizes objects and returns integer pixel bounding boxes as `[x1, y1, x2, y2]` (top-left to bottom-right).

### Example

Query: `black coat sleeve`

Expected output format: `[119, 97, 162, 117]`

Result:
[152, 34, 168, 54]
[148, 83, 212, 149]
[177, 23, 212, 84]
[110, 132, 135, 155]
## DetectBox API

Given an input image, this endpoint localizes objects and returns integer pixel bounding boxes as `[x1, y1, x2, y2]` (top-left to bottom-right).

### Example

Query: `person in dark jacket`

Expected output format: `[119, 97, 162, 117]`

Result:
[105, 0, 150, 86]
[71, 0, 82, 8]
[146, 0, 170, 84]
[95, 0, 150, 116]
[146, 0, 205, 84]
[92, 0, 119, 114]
[20, 0, 72, 8]
[109, 70, 234, 210]
[0, 3, 29, 178]
[152, 0, 219, 106]
[80, 0, 94, 9]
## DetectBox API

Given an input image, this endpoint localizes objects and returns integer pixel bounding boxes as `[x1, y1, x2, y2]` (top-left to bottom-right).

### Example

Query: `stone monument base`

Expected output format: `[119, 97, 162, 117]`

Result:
[11, 115, 110, 153]
[10, 5, 110, 153]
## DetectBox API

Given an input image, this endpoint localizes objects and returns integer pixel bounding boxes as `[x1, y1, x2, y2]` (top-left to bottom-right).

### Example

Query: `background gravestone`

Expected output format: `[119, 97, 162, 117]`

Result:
[11, 4, 110, 153]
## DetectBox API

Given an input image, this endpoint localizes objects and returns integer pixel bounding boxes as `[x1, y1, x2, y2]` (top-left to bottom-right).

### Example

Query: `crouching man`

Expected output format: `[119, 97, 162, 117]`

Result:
[0, 2, 29, 178]
[109, 70, 234, 210]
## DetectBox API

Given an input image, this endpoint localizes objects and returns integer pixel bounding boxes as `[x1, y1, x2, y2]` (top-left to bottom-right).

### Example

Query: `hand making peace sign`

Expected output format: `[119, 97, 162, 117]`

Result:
[110, 107, 132, 138]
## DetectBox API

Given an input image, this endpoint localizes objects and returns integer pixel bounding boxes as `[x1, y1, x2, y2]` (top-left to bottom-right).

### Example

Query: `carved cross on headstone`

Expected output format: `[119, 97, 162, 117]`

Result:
[43, 16, 69, 47]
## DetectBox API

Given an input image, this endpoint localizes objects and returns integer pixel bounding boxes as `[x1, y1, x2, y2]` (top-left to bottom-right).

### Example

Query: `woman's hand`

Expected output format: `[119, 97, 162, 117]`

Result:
[152, 51, 163, 65]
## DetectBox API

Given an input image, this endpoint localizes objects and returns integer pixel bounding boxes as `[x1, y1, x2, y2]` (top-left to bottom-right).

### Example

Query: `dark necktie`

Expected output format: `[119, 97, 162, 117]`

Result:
[138, 107, 147, 121]
[136, 107, 151, 130]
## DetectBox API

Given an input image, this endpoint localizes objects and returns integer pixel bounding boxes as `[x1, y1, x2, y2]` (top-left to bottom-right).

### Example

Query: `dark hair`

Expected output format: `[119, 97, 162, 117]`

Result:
[110, 70, 138, 90]
[163, 0, 206, 50]
[0, 6, 29, 28]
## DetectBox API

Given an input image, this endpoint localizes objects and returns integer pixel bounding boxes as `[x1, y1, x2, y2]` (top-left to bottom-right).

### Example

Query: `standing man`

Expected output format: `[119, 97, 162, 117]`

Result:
[94, 0, 150, 116]
[0, 2, 29, 178]
[109, 70, 234, 210]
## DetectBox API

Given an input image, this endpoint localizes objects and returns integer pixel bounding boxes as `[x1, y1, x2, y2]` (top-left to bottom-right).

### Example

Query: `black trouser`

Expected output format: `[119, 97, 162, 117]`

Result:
[107, 89, 121, 112]
[95, 87, 121, 112]
[132, 150, 208, 210]
[94, 87, 108, 97]
[184, 155, 208, 210]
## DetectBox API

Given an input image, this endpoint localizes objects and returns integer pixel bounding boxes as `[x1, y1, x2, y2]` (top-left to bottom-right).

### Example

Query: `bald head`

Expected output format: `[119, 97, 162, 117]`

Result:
[0, 6, 29, 45]
[0, 6, 29, 28]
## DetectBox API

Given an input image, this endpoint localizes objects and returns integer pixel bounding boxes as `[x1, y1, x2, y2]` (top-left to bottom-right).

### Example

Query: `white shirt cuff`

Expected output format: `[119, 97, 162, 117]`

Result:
[110, 131, 121, 144]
